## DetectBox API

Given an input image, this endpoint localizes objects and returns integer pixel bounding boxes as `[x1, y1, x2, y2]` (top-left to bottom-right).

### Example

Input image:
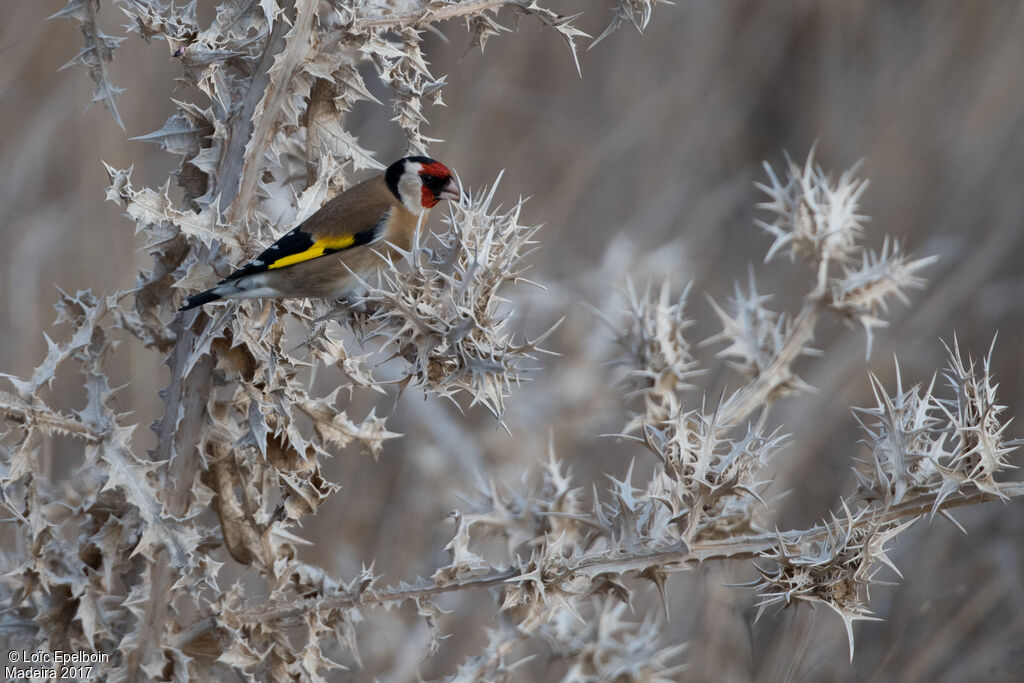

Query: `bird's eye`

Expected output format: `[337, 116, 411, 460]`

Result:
[421, 174, 435, 183]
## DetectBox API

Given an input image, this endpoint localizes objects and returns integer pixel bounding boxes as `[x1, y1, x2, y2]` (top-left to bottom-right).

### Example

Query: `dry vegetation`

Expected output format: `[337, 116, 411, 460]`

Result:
[2, 1, 1024, 681]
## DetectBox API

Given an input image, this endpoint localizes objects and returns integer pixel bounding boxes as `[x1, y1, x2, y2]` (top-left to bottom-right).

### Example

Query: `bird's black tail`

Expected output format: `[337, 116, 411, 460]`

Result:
[179, 288, 223, 311]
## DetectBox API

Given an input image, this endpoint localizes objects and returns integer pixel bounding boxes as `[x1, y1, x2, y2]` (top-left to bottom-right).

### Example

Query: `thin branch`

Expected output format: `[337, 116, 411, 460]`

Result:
[351, 0, 533, 30]
[227, 480, 1024, 627]
[0, 392, 102, 442]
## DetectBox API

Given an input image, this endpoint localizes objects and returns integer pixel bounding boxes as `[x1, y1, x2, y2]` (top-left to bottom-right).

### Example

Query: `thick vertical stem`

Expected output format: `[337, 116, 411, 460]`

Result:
[127, 1, 316, 677]
[227, 0, 319, 225]
[127, 316, 216, 682]
[214, 9, 294, 216]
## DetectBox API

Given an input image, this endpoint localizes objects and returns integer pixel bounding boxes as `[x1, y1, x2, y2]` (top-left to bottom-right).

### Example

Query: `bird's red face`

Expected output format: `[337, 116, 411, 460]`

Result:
[417, 161, 459, 209]
[387, 156, 460, 214]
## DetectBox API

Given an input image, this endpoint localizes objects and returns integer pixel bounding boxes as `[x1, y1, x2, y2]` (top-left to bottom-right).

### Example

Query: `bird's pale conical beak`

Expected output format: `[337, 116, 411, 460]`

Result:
[439, 179, 461, 202]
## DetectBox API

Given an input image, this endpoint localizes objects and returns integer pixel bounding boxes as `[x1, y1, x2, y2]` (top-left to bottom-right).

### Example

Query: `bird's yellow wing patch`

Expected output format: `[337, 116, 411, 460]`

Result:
[266, 234, 357, 269]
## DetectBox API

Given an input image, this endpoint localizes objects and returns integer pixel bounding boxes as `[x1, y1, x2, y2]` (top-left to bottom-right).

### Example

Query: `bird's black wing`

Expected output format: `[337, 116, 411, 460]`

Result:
[220, 216, 385, 283]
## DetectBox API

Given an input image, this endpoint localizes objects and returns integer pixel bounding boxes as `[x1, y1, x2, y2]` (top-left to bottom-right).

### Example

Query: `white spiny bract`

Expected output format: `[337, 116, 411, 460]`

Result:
[757, 153, 868, 271]
[460, 449, 585, 559]
[705, 271, 788, 376]
[830, 238, 937, 355]
[592, 0, 675, 47]
[935, 339, 1017, 503]
[619, 281, 696, 392]
[640, 405, 782, 541]
[852, 367, 945, 505]
[539, 601, 687, 682]
[851, 344, 1017, 515]
[105, 165, 233, 249]
[355, 180, 548, 417]
[752, 509, 913, 661]
[445, 624, 533, 682]
[433, 511, 492, 582]
[754, 155, 934, 358]
[602, 279, 700, 428]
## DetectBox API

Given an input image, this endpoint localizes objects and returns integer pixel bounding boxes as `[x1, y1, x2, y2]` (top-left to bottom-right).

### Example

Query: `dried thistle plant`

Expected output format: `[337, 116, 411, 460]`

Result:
[2, 1, 1021, 680]
[350, 181, 551, 417]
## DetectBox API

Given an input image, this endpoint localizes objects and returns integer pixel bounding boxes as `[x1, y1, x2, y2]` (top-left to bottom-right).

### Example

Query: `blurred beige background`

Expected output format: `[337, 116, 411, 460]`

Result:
[3, 1, 1024, 680]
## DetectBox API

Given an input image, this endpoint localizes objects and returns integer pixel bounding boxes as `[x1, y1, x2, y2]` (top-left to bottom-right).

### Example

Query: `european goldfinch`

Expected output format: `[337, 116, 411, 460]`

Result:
[179, 156, 460, 310]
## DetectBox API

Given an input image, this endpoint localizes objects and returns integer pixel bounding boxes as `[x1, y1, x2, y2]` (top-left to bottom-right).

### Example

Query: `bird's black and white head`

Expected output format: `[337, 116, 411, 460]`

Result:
[385, 156, 460, 215]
